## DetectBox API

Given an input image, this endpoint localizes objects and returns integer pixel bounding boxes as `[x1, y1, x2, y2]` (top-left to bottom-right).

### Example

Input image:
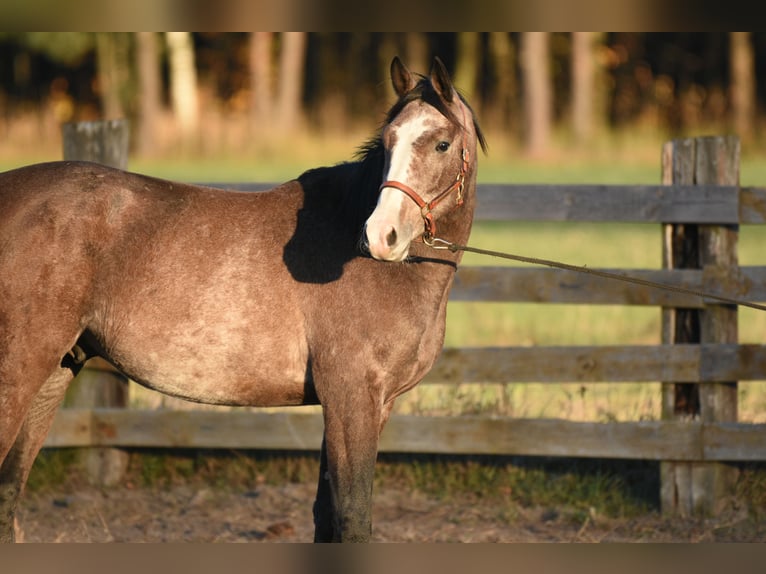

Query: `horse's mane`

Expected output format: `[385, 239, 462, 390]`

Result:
[296, 75, 486, 238]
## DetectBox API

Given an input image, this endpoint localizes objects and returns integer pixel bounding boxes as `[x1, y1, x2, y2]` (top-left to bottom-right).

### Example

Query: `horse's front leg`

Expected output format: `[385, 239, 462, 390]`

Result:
[314, 395, 389, 542]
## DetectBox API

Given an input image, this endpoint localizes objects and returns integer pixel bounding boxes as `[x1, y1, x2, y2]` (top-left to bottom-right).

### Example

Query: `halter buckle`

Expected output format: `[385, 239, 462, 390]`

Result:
[455, 172, 465, 206]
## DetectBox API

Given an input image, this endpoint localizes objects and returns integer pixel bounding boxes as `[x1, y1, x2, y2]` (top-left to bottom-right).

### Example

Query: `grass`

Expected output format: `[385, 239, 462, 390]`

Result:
[26, 446, 766, 524]
[25, 447, 658, 520]
[374, 454, 660, 519]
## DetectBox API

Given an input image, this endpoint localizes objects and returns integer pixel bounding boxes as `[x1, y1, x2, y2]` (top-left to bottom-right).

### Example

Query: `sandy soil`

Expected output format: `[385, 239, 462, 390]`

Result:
[16, 480, 766, 543]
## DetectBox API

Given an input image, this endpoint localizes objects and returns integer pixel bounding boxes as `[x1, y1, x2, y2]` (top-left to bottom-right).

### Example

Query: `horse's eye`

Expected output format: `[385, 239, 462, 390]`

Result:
[436, 141, 450, 153]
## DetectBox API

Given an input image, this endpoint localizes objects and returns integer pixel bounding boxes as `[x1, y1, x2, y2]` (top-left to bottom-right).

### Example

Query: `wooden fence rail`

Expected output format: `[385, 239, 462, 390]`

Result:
[46, 409, 766, 461]
[44, 132, 766, 516]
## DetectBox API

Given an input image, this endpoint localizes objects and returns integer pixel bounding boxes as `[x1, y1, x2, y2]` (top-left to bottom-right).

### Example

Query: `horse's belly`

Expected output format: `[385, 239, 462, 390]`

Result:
[98, 295, 311, 407]
[114, 339, 311, 407]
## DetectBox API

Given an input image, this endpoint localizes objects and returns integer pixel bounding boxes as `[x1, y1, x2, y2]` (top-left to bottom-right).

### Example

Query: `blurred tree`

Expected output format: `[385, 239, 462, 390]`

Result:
[166, 32, 199, 140]
[22, 32, 93, 65]
[405, 33, 429, 77]
[485, 32, 517, 134]
[94, 33, 125, 120]
[2, 33, 766, 157]
[453, 32, 480, 106]
[378, 33, 400, 102]
[348, 33, 370, 116]
[571, 32, 603, 144]
[249, 32, 274, 136]
[307, 33, 358, 133]
[134, 32, 162, 155]
[276, 32, 306, 135]
[730, 32, 755, 143]
[521, 32, 552, 156]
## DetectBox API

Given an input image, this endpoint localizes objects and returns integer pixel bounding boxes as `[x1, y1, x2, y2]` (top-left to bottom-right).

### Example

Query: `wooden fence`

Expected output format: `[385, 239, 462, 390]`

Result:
[45, 131, 766, 516]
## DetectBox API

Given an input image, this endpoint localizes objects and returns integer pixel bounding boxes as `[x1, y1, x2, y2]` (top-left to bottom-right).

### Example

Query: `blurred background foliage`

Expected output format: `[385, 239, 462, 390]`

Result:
[0, 32, 764, 172]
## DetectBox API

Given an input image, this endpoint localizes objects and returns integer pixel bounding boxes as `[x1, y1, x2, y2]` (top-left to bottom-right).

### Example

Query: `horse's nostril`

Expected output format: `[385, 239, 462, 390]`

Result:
[386, 228, 397, 247]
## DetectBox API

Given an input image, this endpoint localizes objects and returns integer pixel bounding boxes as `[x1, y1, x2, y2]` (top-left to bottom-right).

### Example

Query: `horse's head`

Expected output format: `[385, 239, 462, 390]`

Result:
[363, 56, 484, 262]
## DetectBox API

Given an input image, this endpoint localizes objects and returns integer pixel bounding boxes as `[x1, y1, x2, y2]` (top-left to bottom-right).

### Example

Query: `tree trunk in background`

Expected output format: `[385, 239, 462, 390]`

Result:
[454, 32, 480, 105]
[571, 32, 598, 144]
[276, 32, 307, 135]
[521, 32, 552, 156]
[166, 32, 199, 140]
[405, 33, 429, 76]
[95, 33, 126, 120]
[487, 32, 516, 133]
[730, 32, 755, 143]
[378, 33, 399, 103]
[134, 32, 162, 156]
[345, 33, 378, 125]
[250, 32, 274, 136]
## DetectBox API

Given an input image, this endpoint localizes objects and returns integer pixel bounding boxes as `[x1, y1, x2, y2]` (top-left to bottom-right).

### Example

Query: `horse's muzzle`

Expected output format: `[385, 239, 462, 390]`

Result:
[362, 221, 409, 262]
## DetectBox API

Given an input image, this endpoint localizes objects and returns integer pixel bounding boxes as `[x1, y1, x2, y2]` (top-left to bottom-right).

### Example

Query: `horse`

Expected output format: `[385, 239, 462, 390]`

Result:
[0, 56, 486, 543]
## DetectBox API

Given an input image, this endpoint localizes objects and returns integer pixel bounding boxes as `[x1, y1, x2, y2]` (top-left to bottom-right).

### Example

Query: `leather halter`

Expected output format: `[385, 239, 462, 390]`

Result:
[378, 106, 471, 243]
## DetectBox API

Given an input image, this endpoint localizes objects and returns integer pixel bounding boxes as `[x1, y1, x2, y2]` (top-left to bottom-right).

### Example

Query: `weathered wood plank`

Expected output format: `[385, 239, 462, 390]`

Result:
[474, 184, 740, 223]
[72, 344, 766, 387]
[426, 346, 697, 383]
[424, 344, 766, 384]
[78, 344, 766, 386]
[451, 267, 704, 306]
[204, 182, 743, 224]
[740, 266, 766, 301]
[44, 409, 766, 462]
[379, 416, 704, 460]
[205, 182, 766, 227]
[739, 187, 766, 224]
[703, 423, 766, 460]
[450, 265, 766, 306]
[62, 119, 130, 170]
[695, 136, 740, 515]
[659, 135, 741, 517]
[45, 409, 325, 450]
[660, 137, 700, 516]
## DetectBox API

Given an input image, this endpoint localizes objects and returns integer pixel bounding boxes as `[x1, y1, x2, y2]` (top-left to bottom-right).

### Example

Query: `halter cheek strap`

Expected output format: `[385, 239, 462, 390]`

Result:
[378, 106, 471, 242]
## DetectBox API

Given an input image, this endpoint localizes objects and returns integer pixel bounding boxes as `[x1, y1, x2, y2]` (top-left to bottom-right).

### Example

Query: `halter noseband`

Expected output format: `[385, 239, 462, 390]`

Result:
[378, 106, 471, 243]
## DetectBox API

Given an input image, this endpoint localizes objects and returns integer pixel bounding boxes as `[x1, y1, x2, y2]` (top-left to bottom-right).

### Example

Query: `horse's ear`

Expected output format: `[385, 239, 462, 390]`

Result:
[430, 57, 454, 103]
[391, 56, 416, 97]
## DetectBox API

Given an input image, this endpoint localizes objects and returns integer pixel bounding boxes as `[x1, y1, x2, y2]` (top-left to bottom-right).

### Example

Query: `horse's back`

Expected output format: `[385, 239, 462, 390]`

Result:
[0, 160, 301, 262]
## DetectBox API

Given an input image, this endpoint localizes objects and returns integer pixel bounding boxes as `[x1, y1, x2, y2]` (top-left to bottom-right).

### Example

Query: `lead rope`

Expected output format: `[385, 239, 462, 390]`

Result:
[425, 237, 766, 312]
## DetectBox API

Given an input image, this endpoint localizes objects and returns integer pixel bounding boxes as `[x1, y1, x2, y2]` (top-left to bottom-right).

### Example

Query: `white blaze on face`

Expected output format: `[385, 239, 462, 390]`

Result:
[365, 114, 431, 262]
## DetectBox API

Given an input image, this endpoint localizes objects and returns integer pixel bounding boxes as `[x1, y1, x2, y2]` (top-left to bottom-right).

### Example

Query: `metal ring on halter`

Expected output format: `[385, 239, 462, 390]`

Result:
[422, 236, 452, 249]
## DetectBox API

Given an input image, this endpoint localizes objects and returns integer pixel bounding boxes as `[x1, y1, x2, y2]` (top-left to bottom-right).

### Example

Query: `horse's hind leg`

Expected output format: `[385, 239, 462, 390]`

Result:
[0, 365, 77, 542]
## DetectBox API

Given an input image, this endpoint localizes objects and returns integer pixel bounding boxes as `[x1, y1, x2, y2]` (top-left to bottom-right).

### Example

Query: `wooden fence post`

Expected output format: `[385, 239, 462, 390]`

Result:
[62, 119, 131, 486]
[62, 119, 130, 170]
[660, 135, 740, 516]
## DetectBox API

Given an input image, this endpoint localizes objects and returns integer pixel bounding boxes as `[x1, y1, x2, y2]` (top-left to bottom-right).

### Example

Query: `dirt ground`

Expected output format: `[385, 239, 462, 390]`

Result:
[15, 480, 766, 543]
